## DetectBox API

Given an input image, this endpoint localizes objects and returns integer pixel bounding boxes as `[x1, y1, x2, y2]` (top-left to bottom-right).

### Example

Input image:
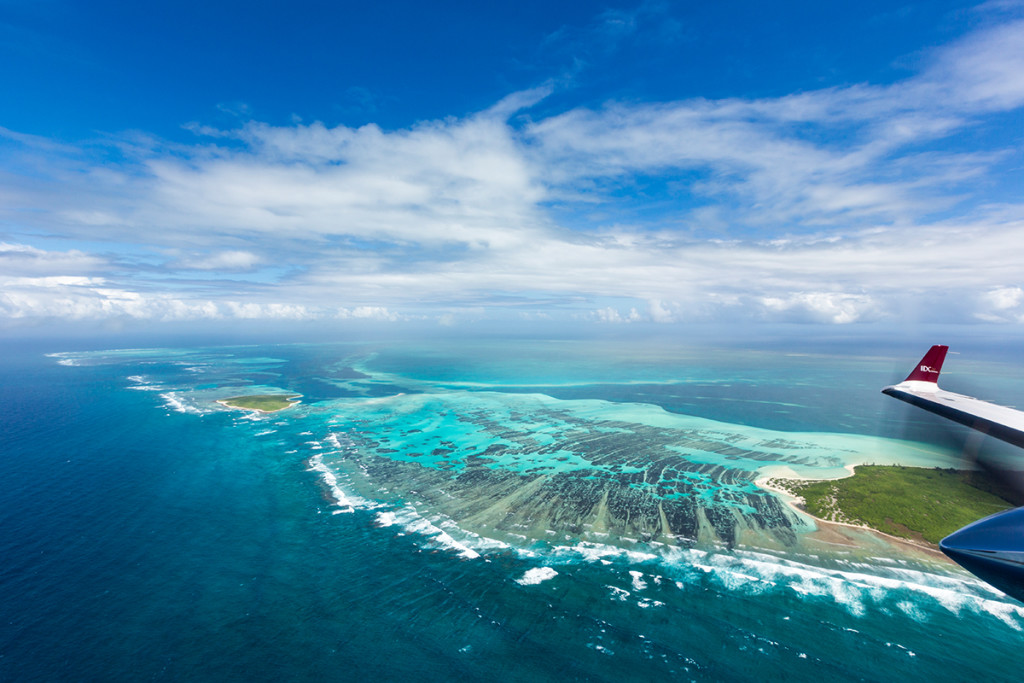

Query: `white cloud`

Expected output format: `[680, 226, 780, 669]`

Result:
[223, 301, 315, 319]
[177, 250, 262, 271]
[594, 306, 641, 323]
[0, 242, 105, 277]
[2, 18, 1024, 327]
[976, 286, 1024, 322]
[0, 279, 200, 320]
[0, 276, 318, 322]
[647, 299, 678, 323]
[527, 20, 1024, 231]
[2, 275, 105, 287]
[983, 286, 1024, 310]
[134, 112, 549, 252]
[337, 306, 401, 321]
[759, 292, 880, 324]
[923, 19, 1024, 112]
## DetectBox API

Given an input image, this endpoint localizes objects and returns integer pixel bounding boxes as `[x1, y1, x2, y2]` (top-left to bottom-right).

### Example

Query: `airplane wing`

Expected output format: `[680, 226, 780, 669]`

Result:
[882, 345, 1024, 450]
[884, 346, 1024, 603]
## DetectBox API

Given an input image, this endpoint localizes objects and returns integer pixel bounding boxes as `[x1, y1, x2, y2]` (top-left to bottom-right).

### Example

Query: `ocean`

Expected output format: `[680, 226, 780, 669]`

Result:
[1, 338, 1022, 681]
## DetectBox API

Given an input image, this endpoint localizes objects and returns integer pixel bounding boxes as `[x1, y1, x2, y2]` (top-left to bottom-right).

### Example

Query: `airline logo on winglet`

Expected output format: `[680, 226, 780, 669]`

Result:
[903, 345, 949, 384]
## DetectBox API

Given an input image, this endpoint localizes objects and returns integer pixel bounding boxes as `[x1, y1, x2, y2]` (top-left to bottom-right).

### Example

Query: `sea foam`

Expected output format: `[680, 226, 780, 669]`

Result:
[306, 452, 377, 514]
[516, 567, 558, 585]
[160, 392, 206, 416]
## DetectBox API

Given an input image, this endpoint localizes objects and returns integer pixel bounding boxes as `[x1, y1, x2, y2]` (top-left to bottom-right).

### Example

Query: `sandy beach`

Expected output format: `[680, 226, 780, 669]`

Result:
[216, 397, 300, 414]
[755, 474, 950, 561]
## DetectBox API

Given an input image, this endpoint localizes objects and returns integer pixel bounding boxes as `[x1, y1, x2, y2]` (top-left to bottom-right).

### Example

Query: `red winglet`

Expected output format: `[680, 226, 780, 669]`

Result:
[904, 345, 948, 383]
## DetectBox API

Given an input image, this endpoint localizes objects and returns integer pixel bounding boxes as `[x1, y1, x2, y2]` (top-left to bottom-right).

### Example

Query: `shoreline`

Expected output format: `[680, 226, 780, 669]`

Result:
[755, 474, 950, 560]
[216, 396, 301, 414]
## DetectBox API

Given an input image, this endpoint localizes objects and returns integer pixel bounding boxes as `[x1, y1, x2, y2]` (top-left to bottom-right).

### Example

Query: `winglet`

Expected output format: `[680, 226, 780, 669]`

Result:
[903, 345, 948, 384]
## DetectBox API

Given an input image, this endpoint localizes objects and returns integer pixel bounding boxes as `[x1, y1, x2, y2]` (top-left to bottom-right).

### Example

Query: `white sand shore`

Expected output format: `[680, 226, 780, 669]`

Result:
[216, 396, 300, 414]
[755, 472, 948, 559]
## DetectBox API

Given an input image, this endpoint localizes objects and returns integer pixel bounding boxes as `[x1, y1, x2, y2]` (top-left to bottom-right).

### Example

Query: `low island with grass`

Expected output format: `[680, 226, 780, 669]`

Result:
[765, 465, 1017, 546]
[217, 394, 301, 413]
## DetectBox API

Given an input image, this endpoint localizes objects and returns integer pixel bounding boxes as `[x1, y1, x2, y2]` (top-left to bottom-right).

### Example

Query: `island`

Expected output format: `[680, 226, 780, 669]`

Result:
[217, 394, 301, 413]
[763, 465, 1017, 546]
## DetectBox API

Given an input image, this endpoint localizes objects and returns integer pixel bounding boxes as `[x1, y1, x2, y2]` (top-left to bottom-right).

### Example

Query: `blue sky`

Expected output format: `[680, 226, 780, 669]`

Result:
[2, 0, 1024, 333]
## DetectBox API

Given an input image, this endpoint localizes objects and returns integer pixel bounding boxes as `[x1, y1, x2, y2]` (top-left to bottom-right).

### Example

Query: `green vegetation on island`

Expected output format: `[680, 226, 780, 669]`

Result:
[769, 465, 1015, 545]
[219, 395, 300, 412]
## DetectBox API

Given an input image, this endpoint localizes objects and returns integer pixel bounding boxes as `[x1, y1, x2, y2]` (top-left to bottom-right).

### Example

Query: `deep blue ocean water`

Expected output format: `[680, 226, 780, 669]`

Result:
[1, 339, 1022, 681]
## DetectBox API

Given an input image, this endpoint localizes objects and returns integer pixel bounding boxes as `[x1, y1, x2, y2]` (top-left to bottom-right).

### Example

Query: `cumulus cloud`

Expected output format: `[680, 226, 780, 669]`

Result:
[594, 306, 642, 323]
[0, 277, 208, 320]
[647, 299, 679, 323]
[976, 286, 1024, 322]
[222, 302, 315, 319]
[337, 306, 401, 321]
[0, 274, 319, 322]
[759, 292, 880, 325]
[984, 286, 1024, 310]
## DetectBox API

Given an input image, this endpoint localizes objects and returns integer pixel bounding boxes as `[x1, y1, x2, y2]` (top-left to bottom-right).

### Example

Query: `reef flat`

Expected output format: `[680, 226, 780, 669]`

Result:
[320, 391, 932, 550]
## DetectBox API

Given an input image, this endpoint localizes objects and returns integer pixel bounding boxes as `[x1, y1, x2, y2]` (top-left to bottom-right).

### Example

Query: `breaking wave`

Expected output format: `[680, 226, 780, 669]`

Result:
[159, 392, 207, 415]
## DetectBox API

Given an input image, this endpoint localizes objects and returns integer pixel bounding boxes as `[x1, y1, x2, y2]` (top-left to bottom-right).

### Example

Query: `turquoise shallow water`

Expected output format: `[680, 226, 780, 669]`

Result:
[2, 339, 1023, 681]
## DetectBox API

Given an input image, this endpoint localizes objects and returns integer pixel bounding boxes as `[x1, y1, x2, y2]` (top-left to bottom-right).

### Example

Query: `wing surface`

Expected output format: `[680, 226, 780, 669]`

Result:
[882, 345, 1024, 450]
